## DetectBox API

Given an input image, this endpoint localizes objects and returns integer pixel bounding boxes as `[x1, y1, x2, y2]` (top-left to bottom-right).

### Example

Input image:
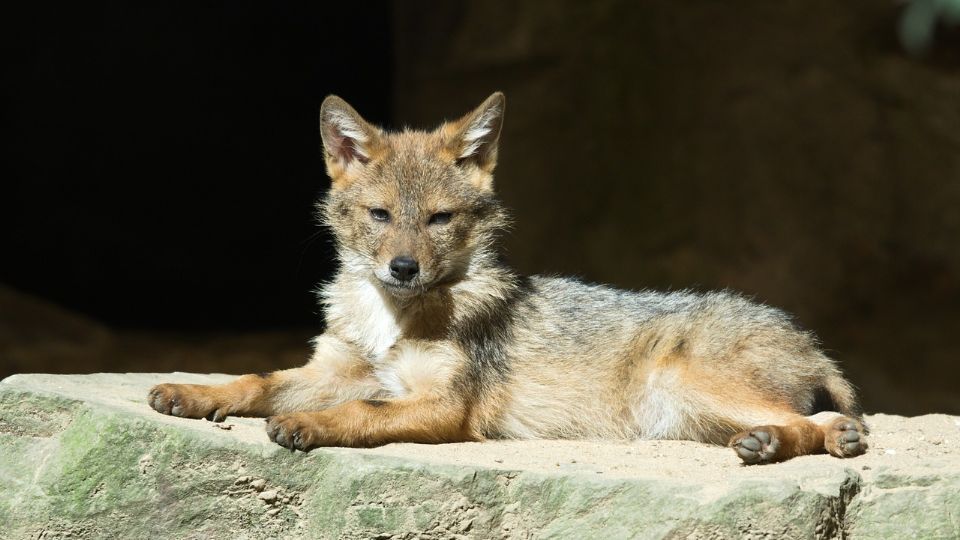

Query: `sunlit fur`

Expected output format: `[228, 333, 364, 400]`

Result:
[147, 92, 867, 464]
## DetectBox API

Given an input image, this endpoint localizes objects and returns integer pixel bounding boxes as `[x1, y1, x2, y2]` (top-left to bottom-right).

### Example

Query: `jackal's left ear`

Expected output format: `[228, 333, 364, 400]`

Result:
[320, 95, 382, 185]
[445, 92, 505, 175]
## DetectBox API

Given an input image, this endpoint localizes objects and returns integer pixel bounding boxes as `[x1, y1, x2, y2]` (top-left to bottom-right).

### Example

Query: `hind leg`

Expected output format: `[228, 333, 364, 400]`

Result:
[729, 416, 823, 464]
[730, 412, 867, 465]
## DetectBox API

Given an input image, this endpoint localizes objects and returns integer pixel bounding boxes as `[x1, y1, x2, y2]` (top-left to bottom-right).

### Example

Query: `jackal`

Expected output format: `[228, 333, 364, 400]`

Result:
[148, 92, 867, 464]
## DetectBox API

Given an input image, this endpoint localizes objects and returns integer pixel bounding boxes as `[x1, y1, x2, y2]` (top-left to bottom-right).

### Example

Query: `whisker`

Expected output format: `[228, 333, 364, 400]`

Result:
[296, 229, 332, 277]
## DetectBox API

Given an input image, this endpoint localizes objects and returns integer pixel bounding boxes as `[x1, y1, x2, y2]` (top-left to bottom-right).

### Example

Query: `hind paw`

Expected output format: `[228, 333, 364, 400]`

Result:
[730, 426, 782, 465]
[824, 417, 867, 458]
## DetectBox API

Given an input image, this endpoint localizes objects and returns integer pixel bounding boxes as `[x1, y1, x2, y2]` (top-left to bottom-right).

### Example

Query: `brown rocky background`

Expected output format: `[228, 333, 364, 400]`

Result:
[393, 0, 960, 415]
[3, 1, 958, 415]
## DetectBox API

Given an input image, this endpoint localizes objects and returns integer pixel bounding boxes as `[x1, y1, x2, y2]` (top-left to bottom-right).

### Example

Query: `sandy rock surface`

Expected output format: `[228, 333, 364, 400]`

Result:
[1, 373, 958, 539]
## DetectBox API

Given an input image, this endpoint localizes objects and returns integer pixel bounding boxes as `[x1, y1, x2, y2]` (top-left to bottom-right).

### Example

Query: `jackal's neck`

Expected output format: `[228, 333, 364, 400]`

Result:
[445, 254, 521, 315]
[321, 250, 520, 358]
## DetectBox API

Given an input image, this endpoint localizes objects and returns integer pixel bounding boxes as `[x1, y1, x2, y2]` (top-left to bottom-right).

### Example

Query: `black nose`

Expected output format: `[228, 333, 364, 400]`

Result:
[389, 256, 419, 282]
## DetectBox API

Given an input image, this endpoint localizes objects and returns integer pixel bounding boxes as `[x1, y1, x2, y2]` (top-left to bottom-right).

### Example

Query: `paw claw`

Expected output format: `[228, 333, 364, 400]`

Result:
[205, 409, 228, 423]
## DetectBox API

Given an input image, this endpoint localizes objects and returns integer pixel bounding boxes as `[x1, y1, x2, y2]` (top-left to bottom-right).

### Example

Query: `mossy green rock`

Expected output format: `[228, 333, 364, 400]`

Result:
[1, 374, 958, 538]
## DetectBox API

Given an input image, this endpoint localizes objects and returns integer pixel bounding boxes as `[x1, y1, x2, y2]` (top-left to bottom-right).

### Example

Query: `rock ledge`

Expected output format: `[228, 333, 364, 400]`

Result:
[1, 373, 958, 539]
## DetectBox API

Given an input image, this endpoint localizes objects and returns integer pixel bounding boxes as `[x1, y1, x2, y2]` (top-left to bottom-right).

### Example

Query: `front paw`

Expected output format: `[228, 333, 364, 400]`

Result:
[148, 383, 228, 421]
[266, 413, 332, 451]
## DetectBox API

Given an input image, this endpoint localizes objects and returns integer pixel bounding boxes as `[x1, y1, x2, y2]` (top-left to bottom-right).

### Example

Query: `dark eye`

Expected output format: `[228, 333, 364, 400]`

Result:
[428, 212, 453, 225]
[369, 208, 390, 222]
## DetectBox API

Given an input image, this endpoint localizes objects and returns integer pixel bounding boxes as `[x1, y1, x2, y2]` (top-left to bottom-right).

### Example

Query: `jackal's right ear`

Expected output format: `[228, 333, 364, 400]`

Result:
[320, 96, 382, 185]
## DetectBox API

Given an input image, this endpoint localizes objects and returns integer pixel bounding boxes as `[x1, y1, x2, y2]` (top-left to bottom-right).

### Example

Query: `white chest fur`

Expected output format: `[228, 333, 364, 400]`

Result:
[323, 277, 465, 400]
[374, 340, 460, 399]
[325, 278, 401, 360]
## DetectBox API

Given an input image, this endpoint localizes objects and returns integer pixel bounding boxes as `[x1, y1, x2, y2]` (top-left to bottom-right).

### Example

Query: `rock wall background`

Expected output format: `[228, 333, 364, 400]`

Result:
[393, 0, 960, 414]
[2, 1, 959, 415]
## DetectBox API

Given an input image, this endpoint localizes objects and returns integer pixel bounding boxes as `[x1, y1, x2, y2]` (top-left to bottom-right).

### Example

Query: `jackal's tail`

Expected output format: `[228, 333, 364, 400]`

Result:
[817, 372, 867, 432]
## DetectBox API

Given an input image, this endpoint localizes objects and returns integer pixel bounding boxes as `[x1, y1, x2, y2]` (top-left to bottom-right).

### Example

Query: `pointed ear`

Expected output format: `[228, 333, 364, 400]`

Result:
[446, 92, 505, 173]
[319, 95, 381, 182]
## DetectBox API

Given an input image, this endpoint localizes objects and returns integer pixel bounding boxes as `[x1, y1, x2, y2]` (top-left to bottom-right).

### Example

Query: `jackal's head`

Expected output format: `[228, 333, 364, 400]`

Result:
[318, 93, 509, 298]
